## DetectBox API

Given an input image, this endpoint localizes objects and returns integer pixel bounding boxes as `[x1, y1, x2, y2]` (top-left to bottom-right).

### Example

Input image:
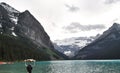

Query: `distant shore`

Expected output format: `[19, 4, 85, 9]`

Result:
[0, 61, 14, 64]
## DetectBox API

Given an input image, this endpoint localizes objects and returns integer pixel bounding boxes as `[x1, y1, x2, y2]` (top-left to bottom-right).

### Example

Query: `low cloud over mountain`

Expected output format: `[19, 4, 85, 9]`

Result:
[104, 0, 120, 4]
[63, 22, 106, 33]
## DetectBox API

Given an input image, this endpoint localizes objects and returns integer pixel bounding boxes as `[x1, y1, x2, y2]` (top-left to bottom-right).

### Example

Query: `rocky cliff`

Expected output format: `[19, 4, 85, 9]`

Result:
[0, 2, 63, 61]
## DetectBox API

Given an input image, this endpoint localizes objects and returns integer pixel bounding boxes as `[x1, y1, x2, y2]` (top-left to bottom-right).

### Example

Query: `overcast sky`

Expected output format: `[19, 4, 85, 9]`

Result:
[1, 0, 120, 41]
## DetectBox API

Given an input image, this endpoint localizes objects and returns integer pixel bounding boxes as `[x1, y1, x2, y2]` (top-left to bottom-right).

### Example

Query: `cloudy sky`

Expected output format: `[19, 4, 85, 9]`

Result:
[1, 0, 120, 41]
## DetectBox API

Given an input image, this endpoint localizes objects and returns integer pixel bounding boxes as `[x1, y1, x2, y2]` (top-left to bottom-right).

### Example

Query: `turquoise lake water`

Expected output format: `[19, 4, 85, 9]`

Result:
[0, 60, 120, 73]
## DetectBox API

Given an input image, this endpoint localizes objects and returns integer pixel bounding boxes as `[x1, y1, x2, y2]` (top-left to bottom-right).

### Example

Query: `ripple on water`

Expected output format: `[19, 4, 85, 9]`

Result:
[0, 60, 120, 73]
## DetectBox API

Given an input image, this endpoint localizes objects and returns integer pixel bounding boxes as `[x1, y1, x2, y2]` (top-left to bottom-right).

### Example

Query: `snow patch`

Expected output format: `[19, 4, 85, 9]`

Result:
[64, 51, 72, 56]
[10, 17, 18, 25]
[64, 50, 75, 57]
[0, 23, 2, 28]
[12, 32, 17, 36]
[0, 3, 19, 25]
[0, 3, 19, 13]
[10, 27, 14, 31]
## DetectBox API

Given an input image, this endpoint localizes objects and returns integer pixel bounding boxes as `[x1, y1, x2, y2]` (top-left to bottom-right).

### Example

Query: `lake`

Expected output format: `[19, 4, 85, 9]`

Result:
[0, 60, 120, 73]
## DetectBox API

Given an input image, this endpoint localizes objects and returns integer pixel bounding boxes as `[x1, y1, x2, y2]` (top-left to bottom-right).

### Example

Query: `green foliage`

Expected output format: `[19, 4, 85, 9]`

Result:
[44, 47, 62, 59]
[0, 34, 61, 61]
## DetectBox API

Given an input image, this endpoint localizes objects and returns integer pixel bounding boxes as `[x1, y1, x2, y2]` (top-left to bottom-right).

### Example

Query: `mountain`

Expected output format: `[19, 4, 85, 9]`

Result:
[74, 23, 120, 59]
[0, 2, 64, 61]
[54, 36, 97, 57]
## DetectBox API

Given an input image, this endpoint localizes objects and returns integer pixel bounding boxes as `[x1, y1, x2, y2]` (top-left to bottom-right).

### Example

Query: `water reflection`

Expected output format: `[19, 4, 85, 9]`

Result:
[36, 60, 120, 73]
[0, 60, 120, 73]
[36, 61, 74, 73]
[35, 61, 52, 73]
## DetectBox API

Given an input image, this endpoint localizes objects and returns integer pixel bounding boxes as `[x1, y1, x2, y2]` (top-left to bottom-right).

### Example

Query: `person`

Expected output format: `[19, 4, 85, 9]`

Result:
[24, 59, 36, 73]
[26, 64, 33, 73]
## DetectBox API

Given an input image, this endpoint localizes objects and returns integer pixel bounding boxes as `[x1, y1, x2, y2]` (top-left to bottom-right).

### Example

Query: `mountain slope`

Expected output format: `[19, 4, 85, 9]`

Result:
[54, 36, 96, 57]
[0, 2, 63, 61]
[74, 23, 120, 59]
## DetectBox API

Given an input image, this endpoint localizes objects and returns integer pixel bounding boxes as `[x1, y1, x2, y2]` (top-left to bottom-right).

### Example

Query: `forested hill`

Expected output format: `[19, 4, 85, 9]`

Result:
[0, 2, 65, 61]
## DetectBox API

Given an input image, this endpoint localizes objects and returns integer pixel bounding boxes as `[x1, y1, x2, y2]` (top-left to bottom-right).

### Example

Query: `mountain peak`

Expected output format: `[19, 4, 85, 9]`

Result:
[74, 22, 120, 60]
[104, 23, 120, 33]
[0, 2, 7, 5]
[0, 2, 19, 13]
[0, 2, 64, 61]
[92, 23, 120, 43]
[109, 23, 120, 32]
[112, 23, 120, 29]
[23, 10, 31, 15]
[113, 23, 119, 26]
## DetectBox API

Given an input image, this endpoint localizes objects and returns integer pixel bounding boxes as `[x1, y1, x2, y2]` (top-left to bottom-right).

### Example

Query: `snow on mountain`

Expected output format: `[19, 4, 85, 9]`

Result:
[0, 2, 19, 25]
[0, 2, 20, 36]
[55, 37, 94, 47]
[0, 23, 2, 28]
[54, 36, 98, 57]
[12, 32, 17, 36]
[0, 23, 2, 34]
[10, 17, 18, 25]
[10, 27, 17, 36]
[0, 2, 65, 60]
[64, 51, 72, 57]
[0, 2, 19, 13]
[74, 23, 120, 59]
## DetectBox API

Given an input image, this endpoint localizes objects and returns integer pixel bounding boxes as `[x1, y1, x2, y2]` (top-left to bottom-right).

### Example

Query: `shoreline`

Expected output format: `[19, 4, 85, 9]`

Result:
[0, 61, 14, 64]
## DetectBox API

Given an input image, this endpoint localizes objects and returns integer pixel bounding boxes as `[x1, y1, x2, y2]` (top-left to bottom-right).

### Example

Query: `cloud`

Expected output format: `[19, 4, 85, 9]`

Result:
[104, 0, 120, 4]
[65, 4, 80, 12]
[63, 22, 106, 33]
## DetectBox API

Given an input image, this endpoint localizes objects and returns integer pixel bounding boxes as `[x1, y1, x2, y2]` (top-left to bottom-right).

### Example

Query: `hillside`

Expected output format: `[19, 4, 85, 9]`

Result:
[0, 2, 64, 61]
[74, 23, 120, 59]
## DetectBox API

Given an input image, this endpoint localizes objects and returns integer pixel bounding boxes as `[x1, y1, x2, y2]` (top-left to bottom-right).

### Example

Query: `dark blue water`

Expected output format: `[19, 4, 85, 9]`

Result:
[0, 60, 120, 73]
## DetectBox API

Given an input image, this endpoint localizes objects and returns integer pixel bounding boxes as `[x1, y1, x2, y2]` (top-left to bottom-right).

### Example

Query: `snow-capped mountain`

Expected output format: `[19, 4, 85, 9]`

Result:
[0, 2, 19, 25]
[0, 2, 54, 49]
[54, 36, 98, 57]
[0, 2, 19, 36]
[0, 2, 65, 61]
[74, 23, 120, 59]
